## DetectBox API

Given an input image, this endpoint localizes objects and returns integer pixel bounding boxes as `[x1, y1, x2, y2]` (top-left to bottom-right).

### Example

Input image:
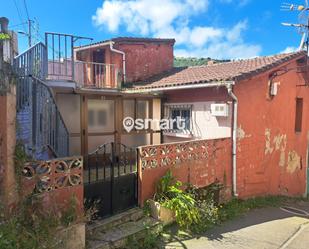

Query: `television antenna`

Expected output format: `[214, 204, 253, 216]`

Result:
[281, 1, 309, 53]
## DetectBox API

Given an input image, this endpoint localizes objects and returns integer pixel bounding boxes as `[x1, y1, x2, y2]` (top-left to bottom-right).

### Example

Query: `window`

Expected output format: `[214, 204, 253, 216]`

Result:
[165, 105, 192, 133]
[122, 99, 150, 131]
[295, 98, 303, 132]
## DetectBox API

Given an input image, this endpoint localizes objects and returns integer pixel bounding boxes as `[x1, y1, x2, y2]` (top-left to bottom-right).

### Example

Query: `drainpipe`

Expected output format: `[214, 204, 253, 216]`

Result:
[109, 41, 126, 83]
[226, 83, 238, 197]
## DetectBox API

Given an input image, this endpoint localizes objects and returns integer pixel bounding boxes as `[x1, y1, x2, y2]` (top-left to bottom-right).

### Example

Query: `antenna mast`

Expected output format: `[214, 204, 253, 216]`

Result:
[281, 1, 309, 55]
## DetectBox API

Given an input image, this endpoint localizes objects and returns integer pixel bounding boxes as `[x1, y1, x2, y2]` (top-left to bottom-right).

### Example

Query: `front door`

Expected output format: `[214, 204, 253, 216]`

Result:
[92, 50, 105, 86]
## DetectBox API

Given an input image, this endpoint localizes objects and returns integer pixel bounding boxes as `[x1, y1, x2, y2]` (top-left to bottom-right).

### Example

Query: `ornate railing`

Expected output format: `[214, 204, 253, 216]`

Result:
[138, 139, 212, 169]
[22, 157, 83, 193]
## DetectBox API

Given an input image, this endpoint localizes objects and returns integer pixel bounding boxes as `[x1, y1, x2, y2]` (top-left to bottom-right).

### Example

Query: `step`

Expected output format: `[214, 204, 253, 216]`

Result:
[87, 216, 161, 249]
[87, 208, 144, 236]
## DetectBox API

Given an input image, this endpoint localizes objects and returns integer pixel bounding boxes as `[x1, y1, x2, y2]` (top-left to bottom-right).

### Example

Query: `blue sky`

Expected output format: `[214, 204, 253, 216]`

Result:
[2, 0, 306, 59]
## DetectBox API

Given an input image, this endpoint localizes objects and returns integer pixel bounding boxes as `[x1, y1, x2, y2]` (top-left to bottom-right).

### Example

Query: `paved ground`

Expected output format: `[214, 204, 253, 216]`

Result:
[161, 200, 309, 249]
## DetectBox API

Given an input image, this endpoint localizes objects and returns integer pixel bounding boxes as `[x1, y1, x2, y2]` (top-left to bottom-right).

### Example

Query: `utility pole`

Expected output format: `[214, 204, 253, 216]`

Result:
[28, 19, 31, 47]
[18, 19, 33, 48]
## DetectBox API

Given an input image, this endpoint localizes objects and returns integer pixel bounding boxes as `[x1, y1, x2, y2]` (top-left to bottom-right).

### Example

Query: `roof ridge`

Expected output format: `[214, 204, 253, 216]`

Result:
[187, 50, 306, 69]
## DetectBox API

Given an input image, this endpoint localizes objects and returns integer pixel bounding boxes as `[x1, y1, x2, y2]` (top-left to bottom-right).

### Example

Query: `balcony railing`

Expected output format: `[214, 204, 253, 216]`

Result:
[44, 32, 122, 89]
[47, 60, 122, 89]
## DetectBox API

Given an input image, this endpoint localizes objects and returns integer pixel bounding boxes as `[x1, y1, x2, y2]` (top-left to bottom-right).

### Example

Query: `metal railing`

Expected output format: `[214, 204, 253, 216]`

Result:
[14, 42, 47, 79]
[14, 42, 69, 159]
[44, 32, 122, 89]
[14, 42, 47, 111]
[32, 76, 69, 157]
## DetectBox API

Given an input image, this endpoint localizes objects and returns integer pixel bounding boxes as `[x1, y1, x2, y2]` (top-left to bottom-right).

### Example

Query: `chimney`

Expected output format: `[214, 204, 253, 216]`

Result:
[207, 60, 215, 66]
[0, 17, 9, 33]
[0, 17, 18, 64]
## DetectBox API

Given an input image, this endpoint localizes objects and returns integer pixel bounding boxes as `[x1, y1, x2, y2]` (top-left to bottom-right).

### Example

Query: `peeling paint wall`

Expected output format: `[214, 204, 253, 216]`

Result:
[234, 57, 309, 198]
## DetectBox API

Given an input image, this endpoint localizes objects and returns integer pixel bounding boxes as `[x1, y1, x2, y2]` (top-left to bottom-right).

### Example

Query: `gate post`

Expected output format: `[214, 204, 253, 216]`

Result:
[0, 17, 18, 208]
[136, 147, 143, 207]
[110, 142, 115, 214]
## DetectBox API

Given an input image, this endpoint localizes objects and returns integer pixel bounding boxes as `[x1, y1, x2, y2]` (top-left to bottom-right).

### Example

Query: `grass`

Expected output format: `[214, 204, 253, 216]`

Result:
[218, 195, 307, 222]
[160, 195, 308, 244]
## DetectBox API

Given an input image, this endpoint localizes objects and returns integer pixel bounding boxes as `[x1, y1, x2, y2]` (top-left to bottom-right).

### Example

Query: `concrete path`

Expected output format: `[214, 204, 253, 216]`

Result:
[162, 200, 309, 249]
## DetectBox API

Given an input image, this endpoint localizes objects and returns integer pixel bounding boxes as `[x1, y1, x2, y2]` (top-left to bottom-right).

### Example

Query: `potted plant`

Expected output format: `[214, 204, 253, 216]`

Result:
[148, 170, 200, 228]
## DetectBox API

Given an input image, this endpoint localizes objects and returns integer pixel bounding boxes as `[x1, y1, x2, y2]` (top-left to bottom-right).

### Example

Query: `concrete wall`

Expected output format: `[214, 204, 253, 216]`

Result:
[139, 138, 232, 205]
[235, 58, 309, 198]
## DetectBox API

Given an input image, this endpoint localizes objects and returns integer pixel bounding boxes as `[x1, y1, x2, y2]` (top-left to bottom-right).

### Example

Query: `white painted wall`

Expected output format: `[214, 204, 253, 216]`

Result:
[163, 101, 232, 143]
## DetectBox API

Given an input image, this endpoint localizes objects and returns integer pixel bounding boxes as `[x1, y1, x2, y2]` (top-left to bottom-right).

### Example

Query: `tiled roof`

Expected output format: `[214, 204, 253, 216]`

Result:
[133, 51, 306, 90]
[76, 37, 175, 49]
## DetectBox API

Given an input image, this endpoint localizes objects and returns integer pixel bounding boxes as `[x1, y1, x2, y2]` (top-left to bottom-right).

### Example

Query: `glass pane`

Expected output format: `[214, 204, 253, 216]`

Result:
[88, 135, 114, 153]
[123, 99, 135, 119]
[56, 94, 80, 133]
[88, 99, 115, 133]
[122, 134, 150, 147]
[69, 136, 81, 156]
[137, 100, 149, 119]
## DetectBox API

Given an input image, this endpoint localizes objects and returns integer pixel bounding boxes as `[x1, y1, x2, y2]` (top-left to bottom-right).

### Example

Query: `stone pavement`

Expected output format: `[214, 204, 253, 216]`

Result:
[162, 200, 309, 249]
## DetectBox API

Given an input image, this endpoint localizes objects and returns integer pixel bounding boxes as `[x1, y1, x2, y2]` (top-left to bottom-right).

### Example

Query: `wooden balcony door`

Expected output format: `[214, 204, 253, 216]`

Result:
[92, 50, 105, 86]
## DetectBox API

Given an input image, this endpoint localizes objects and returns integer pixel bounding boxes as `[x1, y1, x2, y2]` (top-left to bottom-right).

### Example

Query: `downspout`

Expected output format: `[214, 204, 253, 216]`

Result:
[109, 41, 126, 83]
[226, 83, 238, 197]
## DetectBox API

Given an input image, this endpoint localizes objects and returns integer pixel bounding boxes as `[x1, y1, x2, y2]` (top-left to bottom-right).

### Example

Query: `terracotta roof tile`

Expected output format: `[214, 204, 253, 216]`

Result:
[76, 37, 175, 49]
[133, 51, 306, 90]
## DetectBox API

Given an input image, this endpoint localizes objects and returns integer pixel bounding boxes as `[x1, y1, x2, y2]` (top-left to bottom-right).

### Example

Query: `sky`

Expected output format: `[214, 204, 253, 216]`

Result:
[1, 0, 307, 59]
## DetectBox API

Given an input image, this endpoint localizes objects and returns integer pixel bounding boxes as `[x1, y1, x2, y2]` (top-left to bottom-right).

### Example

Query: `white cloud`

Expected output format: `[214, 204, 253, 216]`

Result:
[93, 0, 261, 59]
[92, 0, 208, 35]
[280, 46, 298, 54]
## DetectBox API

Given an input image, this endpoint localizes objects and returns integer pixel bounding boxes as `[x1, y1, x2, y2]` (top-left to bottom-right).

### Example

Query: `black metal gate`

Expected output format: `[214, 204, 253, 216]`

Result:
[84, 143, 137, 218]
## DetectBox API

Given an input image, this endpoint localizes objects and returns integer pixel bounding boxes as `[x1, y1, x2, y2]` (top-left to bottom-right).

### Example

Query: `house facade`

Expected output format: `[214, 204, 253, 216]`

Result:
[132, 51, 309, 198]
[11, 30, 309, 218]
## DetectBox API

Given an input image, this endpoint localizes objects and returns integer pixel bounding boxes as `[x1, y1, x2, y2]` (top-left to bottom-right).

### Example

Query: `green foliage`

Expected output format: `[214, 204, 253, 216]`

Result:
[14, 142, 31, 191]
[174, 57, 230, 67]
[218, 196, 293, 222]
[125, 225, 163, 249]
[187, 186, 220, 233]
[0, 141, 81, 248]
[61, 196, 78, 226]
[154, 171, 219, 231]
[0, 62, 17, 95]
[0, 33, 10, 40]
[0, 195, 60, 249]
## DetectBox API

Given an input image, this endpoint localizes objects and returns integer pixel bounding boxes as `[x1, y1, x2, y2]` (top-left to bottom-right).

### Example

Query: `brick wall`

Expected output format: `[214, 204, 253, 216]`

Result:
[138, 138, 232, 205]
[115, 41, 174, 83]
[235, 58, 309, 198]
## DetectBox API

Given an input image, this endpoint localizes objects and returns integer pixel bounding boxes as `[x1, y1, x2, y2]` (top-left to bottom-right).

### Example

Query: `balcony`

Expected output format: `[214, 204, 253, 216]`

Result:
[47, 59, 122, 89]
[44, 32, 122, 89]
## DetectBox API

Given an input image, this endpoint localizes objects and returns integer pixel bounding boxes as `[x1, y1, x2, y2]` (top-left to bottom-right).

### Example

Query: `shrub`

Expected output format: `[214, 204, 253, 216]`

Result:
[154, 171, 219, 231]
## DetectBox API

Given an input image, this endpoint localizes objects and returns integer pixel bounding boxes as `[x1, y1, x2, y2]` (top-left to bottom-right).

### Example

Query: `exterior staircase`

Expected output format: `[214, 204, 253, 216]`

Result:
[86, 208, 161, 249]
[14, 42, 69, 160]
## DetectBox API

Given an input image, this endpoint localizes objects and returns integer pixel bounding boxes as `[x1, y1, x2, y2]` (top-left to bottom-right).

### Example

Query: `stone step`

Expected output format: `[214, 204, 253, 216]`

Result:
[87, 208, 144, 236]
[87, 216, 161, 249]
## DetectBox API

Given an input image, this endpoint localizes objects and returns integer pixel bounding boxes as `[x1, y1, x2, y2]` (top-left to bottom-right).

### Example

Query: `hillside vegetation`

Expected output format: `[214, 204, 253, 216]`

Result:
[174, 57, 230, 67]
